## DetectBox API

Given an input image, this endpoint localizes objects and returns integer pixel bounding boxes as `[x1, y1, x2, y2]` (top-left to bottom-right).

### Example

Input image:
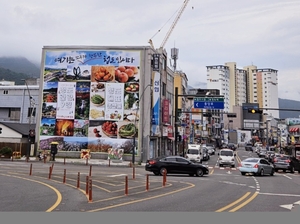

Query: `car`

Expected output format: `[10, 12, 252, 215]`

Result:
[206, 146, 215, 155]
[218, 149, 236, 167]
[258, 149, 268, 158]
[227, 143, 237, 151]
[273, 155, 300, 173]
[238, 157, 275, 176]
[145, 156, 210, 177]
[202, 147, 210, 161]
[266, 150, 275, 163]
[245, 143, 253, 152]
[185, 147, 202, 163]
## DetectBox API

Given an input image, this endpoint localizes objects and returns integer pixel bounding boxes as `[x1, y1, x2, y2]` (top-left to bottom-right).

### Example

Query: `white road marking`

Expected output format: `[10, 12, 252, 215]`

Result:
[107, 174, 127, 177]
[259, 192, 300, 197]
[283, 174, 292, 179]
[280, 204, 294, 210]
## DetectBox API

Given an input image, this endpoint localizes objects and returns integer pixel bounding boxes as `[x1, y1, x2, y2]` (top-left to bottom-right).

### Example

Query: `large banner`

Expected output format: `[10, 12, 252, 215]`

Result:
[151, 72, 161, 136]
[39, 49, 141, 158]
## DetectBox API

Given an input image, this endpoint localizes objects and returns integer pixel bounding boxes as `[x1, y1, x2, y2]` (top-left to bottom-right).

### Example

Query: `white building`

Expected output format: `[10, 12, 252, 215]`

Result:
[206, 65, 230, 112]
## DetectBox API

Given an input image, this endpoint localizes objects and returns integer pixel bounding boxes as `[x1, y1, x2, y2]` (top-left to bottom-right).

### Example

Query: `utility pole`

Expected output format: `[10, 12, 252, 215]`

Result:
[175, 87, 179, 155]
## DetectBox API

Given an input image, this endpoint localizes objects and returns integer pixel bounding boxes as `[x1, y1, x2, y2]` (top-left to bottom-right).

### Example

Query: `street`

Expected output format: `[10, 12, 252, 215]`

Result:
[0, 147, 300, 212]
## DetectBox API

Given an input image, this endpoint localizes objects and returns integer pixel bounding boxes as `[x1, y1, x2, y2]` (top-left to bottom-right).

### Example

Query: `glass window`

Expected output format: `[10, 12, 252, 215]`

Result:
[165, 157, 176, 162]
[176, 157, 189, 163]
[187, 149, 199, 154]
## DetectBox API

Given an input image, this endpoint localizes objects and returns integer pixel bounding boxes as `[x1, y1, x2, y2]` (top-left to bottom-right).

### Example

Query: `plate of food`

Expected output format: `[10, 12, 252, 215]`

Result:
[115, 66, 139, 83]
[118, 123, 137, 138]
[91, 94, 105, 106]
[101, 121, 118, 137]
[92, 66, 114, 82]
[125, 83, 139, 93]
[124, 113, 139, 122]
[90, 109, 105, 119]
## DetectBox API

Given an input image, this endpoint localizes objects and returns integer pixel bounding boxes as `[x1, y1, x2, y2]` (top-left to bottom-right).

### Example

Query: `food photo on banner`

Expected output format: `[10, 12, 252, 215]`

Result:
[39, 49, 141, 159]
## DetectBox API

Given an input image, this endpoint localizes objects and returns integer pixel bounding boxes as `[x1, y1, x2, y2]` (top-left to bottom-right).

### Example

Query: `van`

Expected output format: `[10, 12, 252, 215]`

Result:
[218, 149, 236, 167]
[186, 144, 202, 163]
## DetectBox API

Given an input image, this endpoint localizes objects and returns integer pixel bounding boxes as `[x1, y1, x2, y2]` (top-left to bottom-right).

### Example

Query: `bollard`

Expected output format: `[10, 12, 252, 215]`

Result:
[146, 174, 149, 191]
[44, 155, 46, 163]
[108, 159, 110, 167]
[64, 157, 66, 165]
[29, 163, 32, 176]
[85, 176, 89, 195]
[129, 162, 132, 168]
[51, 163, 54, 172]
[132, 166, 135, 179]
[163, 170, 166, 187]
[88, 178, 92, 202]
[89, 165, 92, 177]
[63, 169, 66, 184]
[86, 157, 88, 166]
[77, 172, 80, 188]
[11, 156, 13, 162]
[48, 167, 52, 179]
[125, 176, 128, 195]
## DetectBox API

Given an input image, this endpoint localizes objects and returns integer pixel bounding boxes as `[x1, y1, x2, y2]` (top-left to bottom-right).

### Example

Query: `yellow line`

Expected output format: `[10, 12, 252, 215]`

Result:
[210, 169, 214, 175]
[87, 182, 195, 212]
[229, 192, 258, 212]
[0, 173, 62, 212]
[215, 192, 251, 212]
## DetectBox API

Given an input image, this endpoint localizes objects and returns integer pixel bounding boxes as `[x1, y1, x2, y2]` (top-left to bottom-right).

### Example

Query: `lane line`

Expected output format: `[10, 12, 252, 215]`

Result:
[0, 173, 62, 212]
[229, 192, 259, 212]
[215, 192, 251, 212]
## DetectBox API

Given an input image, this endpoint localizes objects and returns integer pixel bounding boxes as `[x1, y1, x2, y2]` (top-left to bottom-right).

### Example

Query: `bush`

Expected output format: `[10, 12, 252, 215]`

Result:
[0, 146, 13, 156]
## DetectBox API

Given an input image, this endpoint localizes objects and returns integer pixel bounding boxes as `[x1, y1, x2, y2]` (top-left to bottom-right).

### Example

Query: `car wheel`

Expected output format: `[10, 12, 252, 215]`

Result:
[219, 164, 222, 167]
[290, 167, 295, 173]
[270, 169, 274, 176]
[231, 165, 235, 168]
[283, 169, 286, 173]
[241, 172, 246, 176]
[195, 168, 204, 177]
[159, 167, 167, 176]
[274, 168, 278, 172]
[153, 171, 159, 176]
[260, 169, 264, 176]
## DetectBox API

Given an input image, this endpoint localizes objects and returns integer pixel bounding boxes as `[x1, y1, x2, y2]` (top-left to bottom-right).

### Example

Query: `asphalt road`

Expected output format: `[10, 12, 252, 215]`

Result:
[1, 148, 300, 212]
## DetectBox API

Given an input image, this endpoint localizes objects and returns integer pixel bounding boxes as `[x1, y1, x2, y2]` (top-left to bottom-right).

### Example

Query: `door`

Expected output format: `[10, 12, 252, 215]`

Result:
[260, 159, 272, 174]
[175, 157, 192, 174]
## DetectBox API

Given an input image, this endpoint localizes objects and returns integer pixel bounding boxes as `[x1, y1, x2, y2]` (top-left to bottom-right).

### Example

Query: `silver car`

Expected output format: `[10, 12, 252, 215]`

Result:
[238, 157, 275, 176]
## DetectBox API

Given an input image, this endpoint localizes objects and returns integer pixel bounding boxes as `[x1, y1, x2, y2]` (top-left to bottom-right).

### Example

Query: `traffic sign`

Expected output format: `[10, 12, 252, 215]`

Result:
[193, 97, 224, 109]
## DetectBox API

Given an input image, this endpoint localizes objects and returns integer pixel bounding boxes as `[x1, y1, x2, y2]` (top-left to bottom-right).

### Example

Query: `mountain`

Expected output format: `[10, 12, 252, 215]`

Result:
[1, 57, 300, 119]
[0, 57, 40, 78]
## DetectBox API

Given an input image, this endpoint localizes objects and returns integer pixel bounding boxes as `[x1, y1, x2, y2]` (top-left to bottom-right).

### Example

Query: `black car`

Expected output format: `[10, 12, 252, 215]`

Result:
[273, 155, 300, 173]
[245, 143, 253, 152]
[227, 143, 237, 151]
[145, 156, 209, 177]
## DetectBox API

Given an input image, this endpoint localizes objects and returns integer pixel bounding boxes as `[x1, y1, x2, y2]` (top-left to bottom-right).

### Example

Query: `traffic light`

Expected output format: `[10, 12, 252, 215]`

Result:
[247, 108, 262, 114]
[0, 127, 2, 134]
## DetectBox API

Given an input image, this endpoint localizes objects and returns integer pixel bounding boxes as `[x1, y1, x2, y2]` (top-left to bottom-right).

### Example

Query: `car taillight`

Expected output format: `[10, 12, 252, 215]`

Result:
[286, 160, 291, 163]
[149, 160, 156, 165]
[238, 163, 242, 167]
[273, 158, 277, 162]
[253, 164, 258, 168]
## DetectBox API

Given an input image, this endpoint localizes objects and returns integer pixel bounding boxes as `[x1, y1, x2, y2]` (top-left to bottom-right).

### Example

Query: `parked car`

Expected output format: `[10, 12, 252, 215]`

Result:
[227, 143, 237, 151]
[273, 155, 300, 173]
[266, 150, 276, 163]
[145, 156, 209, 177]
[218, 149, 236, 167]
[245, 143, 253, 152]
[238, 157, 275, 176]
[206, 145, 215, 155]
[202, 147, 210, 161]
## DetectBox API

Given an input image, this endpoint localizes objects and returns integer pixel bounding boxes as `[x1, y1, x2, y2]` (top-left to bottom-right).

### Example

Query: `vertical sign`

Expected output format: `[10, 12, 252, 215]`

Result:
[162, 99, 170, 123]
[152, 54, 160, 71]
[105, 83, 124, 121]
[56, 82, 76, 119]
[152, 72, 160, 135]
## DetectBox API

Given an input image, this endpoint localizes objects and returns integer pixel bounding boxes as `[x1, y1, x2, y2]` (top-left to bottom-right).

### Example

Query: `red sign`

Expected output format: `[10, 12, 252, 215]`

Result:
[168, 125, 173, 137]
[162, 99, 170, 123]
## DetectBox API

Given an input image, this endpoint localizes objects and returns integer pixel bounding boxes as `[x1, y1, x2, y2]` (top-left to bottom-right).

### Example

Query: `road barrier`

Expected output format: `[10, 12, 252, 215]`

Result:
[125, 176, 128, 195]
[86, 176, 89, 195]
[77, 172, 80, 188]
[132, 166, 135, 179]
[29, 163, 32, 176]
[89, 165, 92, 177]
[86, 157, 88, 166]
[108, 159, 110, 167]
[48, 166, 52, 179]
[146, 174, 149, 191]
[88, 178, 92, 202]
[163, 170, 166, 187]
[63, 169, 66, 184]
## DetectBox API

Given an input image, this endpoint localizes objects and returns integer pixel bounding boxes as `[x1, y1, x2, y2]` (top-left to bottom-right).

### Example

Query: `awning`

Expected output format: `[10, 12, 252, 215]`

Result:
[290, 127, 299, 132]
[295, 128, 299, 132]
[168, 137, 175, 141]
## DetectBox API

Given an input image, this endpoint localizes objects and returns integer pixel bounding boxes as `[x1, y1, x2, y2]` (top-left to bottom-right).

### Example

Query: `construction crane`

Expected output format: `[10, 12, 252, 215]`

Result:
[148, 0, 190, 50]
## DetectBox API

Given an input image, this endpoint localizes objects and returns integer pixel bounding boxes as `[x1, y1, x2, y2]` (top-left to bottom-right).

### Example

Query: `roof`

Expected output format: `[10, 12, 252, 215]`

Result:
[0, 122, 36, 136]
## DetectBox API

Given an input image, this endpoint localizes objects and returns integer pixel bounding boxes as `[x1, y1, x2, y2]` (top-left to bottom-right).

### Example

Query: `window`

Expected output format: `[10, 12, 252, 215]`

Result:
[176, 157, 189, 163]
[8, 108, 21, 121]
[3, 90, 8, 94]
[164, 157, 176, 162]
[27, 107, 36, 117]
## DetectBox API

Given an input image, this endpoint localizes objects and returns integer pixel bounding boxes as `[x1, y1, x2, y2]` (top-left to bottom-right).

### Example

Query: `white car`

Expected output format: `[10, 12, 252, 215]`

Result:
[218, 149, 236, 167]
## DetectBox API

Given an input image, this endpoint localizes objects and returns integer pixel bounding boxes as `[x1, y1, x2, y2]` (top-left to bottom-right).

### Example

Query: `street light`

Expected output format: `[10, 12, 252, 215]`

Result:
[132, 84, 152, 165]
[21, 79, 35, 160]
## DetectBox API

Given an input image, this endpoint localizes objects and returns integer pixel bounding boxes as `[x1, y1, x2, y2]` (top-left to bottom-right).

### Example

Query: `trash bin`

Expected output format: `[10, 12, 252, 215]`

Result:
[50, 142, 59, 161]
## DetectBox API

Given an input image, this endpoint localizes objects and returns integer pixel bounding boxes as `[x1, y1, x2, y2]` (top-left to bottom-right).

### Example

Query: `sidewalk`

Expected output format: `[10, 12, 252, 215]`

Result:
[17, 156, 146, 167]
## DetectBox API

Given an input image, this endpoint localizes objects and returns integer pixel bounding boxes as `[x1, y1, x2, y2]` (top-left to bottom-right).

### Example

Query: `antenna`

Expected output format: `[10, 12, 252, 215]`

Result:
[171, 47, 179, 72]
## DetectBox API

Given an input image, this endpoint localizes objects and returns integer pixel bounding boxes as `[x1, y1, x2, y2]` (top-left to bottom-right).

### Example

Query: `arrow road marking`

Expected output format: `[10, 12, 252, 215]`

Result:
[280, 204, 294, 210]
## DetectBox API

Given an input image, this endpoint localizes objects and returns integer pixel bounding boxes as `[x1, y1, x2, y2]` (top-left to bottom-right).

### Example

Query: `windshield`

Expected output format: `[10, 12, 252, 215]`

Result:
[220, 151, 233, 156]
[243, 158, 259, 163]
[187, 149, 199, 154]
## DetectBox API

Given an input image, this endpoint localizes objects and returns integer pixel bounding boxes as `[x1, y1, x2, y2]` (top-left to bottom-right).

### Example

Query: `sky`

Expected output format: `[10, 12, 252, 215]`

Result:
[1, 0, 300, 100]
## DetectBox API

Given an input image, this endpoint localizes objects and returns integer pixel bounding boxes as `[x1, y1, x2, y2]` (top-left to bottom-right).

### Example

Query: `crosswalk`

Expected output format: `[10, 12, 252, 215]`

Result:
[208, 166, 237, 171]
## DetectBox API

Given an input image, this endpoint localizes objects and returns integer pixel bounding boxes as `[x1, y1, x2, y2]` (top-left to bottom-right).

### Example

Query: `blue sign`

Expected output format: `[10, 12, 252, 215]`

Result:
[194, 101, 224, 109]
[193, 97, 224, 109]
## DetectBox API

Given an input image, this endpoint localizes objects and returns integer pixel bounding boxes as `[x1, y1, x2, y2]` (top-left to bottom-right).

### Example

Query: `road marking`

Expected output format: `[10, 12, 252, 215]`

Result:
[107, 174, 127, 177]
[215, 192, 251, 212]
[0, 173, 62, 212]
[280, 204, 294, 210]
[283, 174, 292, 179]
[229, 192, 259, 212]
[258, 192, 300, 197]
[86, 182, 195, 212]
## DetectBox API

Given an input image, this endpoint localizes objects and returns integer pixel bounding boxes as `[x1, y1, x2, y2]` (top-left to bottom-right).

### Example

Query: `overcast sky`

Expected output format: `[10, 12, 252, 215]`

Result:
[1, 0, 299, 100]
